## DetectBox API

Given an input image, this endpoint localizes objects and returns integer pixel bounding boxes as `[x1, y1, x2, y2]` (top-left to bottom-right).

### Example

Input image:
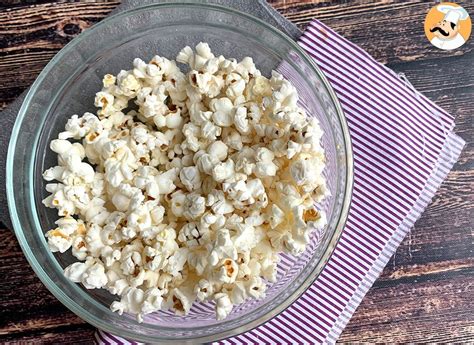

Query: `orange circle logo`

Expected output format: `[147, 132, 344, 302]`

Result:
[424, 2, 471, 50]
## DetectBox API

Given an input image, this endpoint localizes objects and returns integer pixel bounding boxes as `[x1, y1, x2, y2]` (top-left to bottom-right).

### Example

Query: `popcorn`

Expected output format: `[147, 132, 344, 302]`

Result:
[195, 279, 214, 301]
[214, 293, 233, 321]
[210, 97, 234, 127]
[207, 141, 228, 162]
[118, 73, 141, 97]
[94, 91, 114, 109]
[170, 190, 186, 217]
[189, 71, 224, 98]
[42, 43, 328, 322]
[166, 248, 188, 277]
[111, 192, 130, 212]
[46, 228, 72, 253]
[254, 148, 278, 178]
[50, 139, 72, 155]
[102, 74, 116, 88]
[110, 287, 145, 321]
[72, 236, 88, 260]
[233, 106, 250, 134]
[211, 159, 234, 183]
[182, 193, 206, 220]
[287, 140, 302, 159]
[101, 246, 121, 267]
[215, 258, 238, 283]
[268, 204, 285, 229]
[201, 120, 221, 141]
[222, 128, 243, 151]
[169, 287, 195, 316]
[209, 229, 237, 266]
[225, 73, 246, 99]
[208, 190, 234, 215]
[141, 288, 165, 317]
[64, 257, 108, 289]
[179, 166, 201, 192]
[165, 111, 183, 129]
[196, 153, 220, 175]
[246, 276, 267, 299]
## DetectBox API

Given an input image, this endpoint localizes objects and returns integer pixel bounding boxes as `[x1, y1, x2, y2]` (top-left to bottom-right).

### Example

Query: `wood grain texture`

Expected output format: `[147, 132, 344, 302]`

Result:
[0, 0, 473, 343]
[0, 1, 119, 110]
[268, 0, 474, 63]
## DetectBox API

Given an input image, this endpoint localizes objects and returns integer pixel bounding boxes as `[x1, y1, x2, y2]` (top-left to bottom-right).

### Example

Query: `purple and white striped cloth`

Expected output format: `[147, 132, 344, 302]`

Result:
[97, 19, 465, 344]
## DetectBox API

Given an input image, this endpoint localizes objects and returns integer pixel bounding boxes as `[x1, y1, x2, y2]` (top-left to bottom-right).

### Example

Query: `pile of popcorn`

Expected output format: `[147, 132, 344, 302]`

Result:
[42, 43, 328, 322]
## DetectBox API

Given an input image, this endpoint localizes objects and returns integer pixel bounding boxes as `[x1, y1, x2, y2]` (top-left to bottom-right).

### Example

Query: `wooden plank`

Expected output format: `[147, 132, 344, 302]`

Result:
[1, 227, 472, 343]
[0, 1, 119, 110]
[1, 1, 474, 110]
[269, 0, 474, 64]
[0, 325, 95, 344]
[340, 270, 474, 343]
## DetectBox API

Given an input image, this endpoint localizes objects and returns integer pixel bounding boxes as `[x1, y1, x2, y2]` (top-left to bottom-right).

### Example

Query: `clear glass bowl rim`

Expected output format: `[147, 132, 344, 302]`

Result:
[6, 2, 354, 343]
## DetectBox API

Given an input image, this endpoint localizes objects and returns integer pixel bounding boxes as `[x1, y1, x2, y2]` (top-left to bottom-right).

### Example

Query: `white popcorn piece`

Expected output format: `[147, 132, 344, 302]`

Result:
[210, 97, 234, 127]
[196, 153, 220, 175]
[153, 113, 166, 128]
[179, 166, 201, 192]
[64, 257, 108, 289]
[150, 205, 165, 224]
[176, 46, 195, 67]
[290, 157, 312, 185]
[215, 258, 238, 284]
[170, 190, 186, 217]
[72, 236, 88, 260]
[46, 228, 72, 253]
[118, 73, 141, 97]
[233, 106, 250, 134]
[282, 234, 306, 256]
[201, 120, 221, 141]
[225, 73, 246, 99]
[287, 140, 302, 159]
[166, 111, 183, 129]
[214, 293, 233, 321]
[43, 43, 328, 322]
[246, 276, 267, 299]
[110, 287, 145, 322]
[111, 192, 130, 212]
[141, 288, 165, 317]
[94, 91, 114, 109]
[268, 204, 285, 229]
[254, 161, 277, 178]
[211, 159, 235, 183]
[276, 182, 303, 211]
[208, 190, 234, 215]
[101, 246, 122, 267]
[252, 76, 272, 97]
[166, 247, 189, 277]
[182, 193, 206, 220]
[222, 128, 243, 151]
[207, 141, 228, 162]
[194, 279, 214, 301]
[42, 166, 65, 182]
[189, 71, 224, 98]
[209, 229, 238, 266]
[50, 139, 72, 156]
[155, 168, 179, 195]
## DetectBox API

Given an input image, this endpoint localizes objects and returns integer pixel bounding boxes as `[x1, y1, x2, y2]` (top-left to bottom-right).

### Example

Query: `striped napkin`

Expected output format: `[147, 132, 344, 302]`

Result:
[96, 19, 465, 344]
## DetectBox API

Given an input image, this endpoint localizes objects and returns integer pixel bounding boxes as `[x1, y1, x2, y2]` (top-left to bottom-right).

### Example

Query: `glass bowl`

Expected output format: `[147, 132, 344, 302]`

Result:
[7, 2, 353, 343]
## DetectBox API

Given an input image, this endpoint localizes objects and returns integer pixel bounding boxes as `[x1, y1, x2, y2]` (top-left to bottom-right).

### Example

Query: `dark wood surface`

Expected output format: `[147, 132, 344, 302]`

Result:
[0, 0, 473, 343]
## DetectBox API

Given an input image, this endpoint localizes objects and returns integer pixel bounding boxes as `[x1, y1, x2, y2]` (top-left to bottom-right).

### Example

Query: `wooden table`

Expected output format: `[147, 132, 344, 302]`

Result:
[1, 1, 472, 343]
